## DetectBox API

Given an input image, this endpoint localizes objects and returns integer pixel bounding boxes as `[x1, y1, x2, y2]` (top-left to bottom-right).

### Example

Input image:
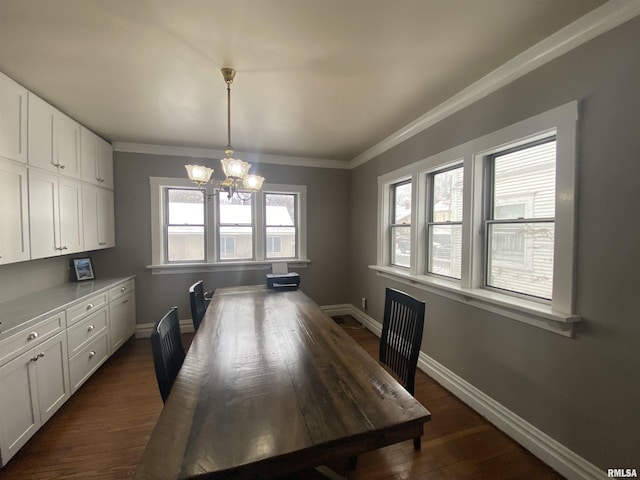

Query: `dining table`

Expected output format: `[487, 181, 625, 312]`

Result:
[134, 285, 431, 479]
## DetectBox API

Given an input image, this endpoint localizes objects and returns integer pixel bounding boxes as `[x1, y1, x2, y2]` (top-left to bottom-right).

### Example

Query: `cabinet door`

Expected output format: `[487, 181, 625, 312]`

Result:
[34, 332, 70, 424]
[99, 188, 115, 248]
[97, 137, 114, 189]
[54, 112, 81, 179]
[27, 93, 57, 173]
[82, 183, 100, 250]
[0, 72, 28, 164]
[28, 169, 60, 259]
[0, 159, 30, 264]
[80, 126, 99, 185]
[0, 350, 40, 465]
[58, 177, 83, 254]
[109, 291, 135, 352]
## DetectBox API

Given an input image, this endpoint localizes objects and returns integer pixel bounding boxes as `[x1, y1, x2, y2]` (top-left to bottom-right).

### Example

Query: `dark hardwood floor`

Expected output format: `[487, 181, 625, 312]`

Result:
[0, 315, 564, 479]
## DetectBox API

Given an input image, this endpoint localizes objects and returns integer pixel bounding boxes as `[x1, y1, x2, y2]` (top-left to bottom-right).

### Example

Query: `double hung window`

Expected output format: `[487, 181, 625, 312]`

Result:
[390, 181, 412, 268]
[373, 102, 578, 335]
[427, 166, 463, 279]
[151, 179, 307, 269]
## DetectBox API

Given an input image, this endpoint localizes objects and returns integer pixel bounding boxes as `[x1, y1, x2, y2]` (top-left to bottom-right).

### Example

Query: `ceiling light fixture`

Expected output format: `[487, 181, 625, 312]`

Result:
[185, 67, 265, 202]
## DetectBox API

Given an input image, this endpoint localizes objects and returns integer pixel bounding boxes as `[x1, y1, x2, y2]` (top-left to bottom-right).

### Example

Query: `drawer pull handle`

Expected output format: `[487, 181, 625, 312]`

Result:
[86, 303, 94, 310]
[122, 300, 129, 304]
[120, 287, 126, 292]
[88, 351, 96, 359]
[31, 352, 45, 362]
[27, 332, 39, 341]
[87, 325, 95, 332]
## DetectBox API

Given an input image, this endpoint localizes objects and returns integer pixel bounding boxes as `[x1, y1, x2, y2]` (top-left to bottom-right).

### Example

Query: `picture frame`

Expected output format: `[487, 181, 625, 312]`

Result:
[71, 257, 95, 282]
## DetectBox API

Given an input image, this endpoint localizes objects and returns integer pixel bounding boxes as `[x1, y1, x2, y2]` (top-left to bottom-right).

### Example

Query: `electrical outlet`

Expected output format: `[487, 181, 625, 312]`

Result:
[361, 297, 367, 310]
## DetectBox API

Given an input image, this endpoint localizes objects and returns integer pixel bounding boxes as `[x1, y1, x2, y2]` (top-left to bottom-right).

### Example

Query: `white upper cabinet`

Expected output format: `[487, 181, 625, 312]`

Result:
[0, 159, 30, 264]
[29, 169, 83, 259]
[0, 72, 28, 164]
[82, 184, 115, 251]
[28, 93, 81, 179]
[81, 126, 113, 189]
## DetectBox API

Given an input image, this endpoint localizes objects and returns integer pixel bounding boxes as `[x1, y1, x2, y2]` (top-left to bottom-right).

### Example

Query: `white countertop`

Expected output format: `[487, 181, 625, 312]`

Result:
[0, 276, 135, 339]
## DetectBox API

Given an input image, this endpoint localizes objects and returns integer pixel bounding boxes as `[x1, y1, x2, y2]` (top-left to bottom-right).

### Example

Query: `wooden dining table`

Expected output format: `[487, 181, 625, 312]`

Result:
[134, 285, 431, 480]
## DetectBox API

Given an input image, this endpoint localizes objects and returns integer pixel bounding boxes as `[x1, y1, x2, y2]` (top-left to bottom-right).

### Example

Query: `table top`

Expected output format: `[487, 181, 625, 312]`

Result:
[134, 286, 430, 480]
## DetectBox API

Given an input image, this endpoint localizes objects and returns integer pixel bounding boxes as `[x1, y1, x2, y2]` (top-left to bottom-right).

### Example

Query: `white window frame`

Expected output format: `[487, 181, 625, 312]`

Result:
[149, 179, 308, 273]
[371, 101, 580, 337]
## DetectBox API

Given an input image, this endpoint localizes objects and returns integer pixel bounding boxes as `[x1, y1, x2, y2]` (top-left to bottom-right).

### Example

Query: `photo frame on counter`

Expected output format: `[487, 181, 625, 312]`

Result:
[71, 257, 95, 282]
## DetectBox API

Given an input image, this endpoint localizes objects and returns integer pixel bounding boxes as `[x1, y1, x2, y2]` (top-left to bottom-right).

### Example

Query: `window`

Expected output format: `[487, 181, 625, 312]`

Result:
[217, 194, 253, 261]
[390, 181, 412, 268]
[373, 102, 579, 336]
[150, 179, 307, 270]
[428, 166, 463, 279]
[265, 193, 297, 259]
[166, 188, 205, 262]
[486, 139, 556, 300]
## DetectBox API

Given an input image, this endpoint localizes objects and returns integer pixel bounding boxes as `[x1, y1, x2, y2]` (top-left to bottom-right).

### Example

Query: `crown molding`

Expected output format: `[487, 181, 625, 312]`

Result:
[112, 142, 351, 170]
[349, 0, 640, 169]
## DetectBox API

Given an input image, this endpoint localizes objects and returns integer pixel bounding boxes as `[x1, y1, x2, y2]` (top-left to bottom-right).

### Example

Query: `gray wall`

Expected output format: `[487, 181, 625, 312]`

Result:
[90, 153, 351, 326]
[347, 17, 640, 470]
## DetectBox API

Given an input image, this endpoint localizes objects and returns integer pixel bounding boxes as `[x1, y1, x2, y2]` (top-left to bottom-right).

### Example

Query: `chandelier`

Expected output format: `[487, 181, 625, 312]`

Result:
[185, 67, 265, 202]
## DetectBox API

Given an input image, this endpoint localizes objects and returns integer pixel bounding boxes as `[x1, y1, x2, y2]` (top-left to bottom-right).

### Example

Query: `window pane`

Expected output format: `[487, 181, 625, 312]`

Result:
[219, 195, 252, 225]
[266, 227, 296, 258]
[428, 224, 462, 279]
[391, 226, 410, 268]
[168, 189, 203, 225]
[219, 226, 253, 260]
[493, 140, 556, 220]
[167, 226, 204, 262]
[433, 167, 463, 222]
[393, 182, 411, 224]
[487, 222, 554, 300]
[266, 194, 295, 226]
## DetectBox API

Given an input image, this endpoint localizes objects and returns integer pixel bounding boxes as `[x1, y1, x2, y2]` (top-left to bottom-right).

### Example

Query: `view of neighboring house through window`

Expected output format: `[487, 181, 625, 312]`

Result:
[166, 188, 205, 262]
[391, 180, 411, 268]
[486, 138, 556, 300]
[265, 193, 297, 259]
[428, 166, 463, 279]
[218, 194, 253, 260]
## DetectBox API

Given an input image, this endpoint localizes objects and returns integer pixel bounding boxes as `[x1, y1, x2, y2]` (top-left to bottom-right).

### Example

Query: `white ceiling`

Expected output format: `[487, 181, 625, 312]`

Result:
[0, 0, 608, 163]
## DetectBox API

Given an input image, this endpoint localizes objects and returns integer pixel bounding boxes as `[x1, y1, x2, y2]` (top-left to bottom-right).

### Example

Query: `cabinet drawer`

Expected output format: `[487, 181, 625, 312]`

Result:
[108, 279, 135, 302]
[66, 307, 108, 358]
[0, 313, 65, 366]
[69, 332, 109, 393]
[66, 292, 108, 327]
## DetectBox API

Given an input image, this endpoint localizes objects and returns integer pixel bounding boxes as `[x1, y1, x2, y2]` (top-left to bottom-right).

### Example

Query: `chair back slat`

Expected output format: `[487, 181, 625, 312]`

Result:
[189, 281, 207, 331]
[151, 307, 186, 403]
[379, 288, 425, 395]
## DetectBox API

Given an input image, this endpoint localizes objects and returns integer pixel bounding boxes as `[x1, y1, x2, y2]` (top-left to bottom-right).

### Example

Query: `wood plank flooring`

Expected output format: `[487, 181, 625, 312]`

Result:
[0, 315, 564, 480]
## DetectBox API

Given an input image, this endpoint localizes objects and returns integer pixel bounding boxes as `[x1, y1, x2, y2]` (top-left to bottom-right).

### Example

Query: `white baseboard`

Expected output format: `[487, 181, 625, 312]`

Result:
[135, 319, 195, 338]
[345, 305, 606, 480]
[133, 304, 605, 480]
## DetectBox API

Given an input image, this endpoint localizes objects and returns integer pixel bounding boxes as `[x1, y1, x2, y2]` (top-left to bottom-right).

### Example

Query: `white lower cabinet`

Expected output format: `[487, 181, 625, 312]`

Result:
[0, 330, 70, 464]
[0, 276, 135, 466]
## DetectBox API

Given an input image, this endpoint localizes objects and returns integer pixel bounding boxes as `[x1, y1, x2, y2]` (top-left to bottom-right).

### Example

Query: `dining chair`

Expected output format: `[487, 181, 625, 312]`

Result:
[189, 280, 213, 331]
[349, 287, 426, 469]
[150, 306, 185, 403]
[380, 287, 426, 450]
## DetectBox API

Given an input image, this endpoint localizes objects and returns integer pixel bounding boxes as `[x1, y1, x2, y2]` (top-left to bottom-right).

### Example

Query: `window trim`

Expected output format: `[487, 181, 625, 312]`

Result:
[372, 101, 580, 337]
[149, 178, 308, 273]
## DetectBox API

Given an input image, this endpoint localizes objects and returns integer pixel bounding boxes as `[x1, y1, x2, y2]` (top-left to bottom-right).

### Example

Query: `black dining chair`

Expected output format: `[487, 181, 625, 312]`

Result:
[380, 287, 426, 449]
[189, 280, 213, 331]
[150, 306, 186, 403]
[349, 287, 426, 470]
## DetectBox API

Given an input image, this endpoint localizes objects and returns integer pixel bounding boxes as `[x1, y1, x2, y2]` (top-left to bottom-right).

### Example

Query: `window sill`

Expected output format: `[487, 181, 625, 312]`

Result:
[369, 265, 580, 337]
[148, 259, 310, 275]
